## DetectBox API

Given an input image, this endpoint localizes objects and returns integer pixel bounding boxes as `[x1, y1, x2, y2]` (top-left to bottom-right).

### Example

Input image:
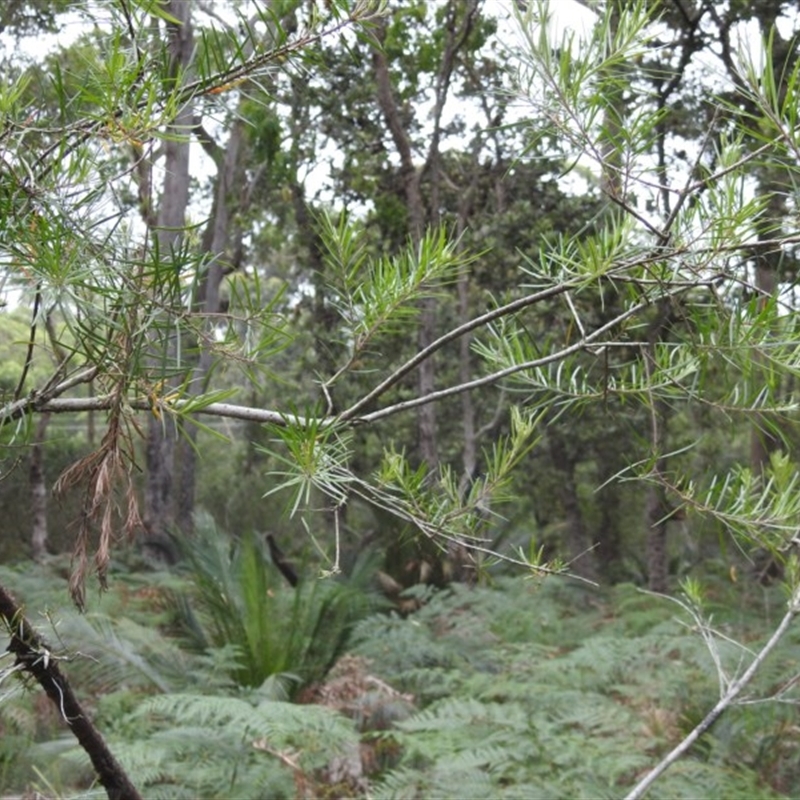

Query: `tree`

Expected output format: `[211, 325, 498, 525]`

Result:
[3, 0, 800, 796]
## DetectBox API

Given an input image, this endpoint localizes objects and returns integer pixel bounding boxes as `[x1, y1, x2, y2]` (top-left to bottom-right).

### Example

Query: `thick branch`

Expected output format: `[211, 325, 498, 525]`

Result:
[29, 396, 330, 427]
[359, 285, 699, 424]
[0, 366, 98, 426]
[16, 282, 703, 430]
[338, 245, 694, 422]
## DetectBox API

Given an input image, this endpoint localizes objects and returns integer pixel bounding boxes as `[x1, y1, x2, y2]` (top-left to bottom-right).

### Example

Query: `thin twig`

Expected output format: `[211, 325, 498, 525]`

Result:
[625, 587, 800, 800]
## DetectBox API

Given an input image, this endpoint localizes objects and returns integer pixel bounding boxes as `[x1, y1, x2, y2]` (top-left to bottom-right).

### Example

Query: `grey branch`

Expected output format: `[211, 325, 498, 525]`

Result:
[24, 397, 330, 429]
[624, 588, 800, 800]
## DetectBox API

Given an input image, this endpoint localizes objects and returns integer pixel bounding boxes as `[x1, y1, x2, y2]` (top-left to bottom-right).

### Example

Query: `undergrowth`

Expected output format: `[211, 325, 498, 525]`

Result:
[1, 562, 799, 798]
[352, 578, 799, 799]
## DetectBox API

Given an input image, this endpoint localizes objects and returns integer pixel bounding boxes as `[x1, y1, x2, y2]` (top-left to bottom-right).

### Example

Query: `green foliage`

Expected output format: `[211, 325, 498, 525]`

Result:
[3, 564, 799, 798]
[351, 578, 796, 798]
[171, 512, 374, 692]
[320, 213, 467, 361]
[44, 688, 360, 800]
[105, 691, 359, 799]
[5, 0, 800, 796]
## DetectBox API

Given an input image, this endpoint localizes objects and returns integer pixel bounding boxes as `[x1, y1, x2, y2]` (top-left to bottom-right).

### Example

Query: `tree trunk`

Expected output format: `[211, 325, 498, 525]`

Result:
[29, 412, 51, 561]
[644, 301, 674, 593]
[750, 183, 784, 474]
[372, 35, 436, 468]
[548, 430, 597, 581]
[174, 115, 248, 534]
[144, 0, 193, 540]
[372, 2, 478, 470]
[595, 460, 624, 581]
[646, 474, 670, 593]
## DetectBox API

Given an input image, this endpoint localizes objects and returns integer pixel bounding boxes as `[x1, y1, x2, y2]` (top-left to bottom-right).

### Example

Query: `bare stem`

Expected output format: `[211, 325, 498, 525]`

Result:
[624, 587, 800, 800]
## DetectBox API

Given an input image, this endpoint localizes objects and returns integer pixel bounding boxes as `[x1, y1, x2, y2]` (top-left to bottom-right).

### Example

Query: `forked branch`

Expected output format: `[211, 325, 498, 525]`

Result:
[625, 587, 800, 799]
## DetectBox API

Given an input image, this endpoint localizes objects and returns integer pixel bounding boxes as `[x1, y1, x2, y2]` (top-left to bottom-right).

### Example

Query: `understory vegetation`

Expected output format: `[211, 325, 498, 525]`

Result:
[2, 543, 799, 798]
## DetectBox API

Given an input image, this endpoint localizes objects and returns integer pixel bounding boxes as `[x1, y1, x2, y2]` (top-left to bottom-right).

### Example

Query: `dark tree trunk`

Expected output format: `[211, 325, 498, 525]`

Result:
[594, 468, 624, 582]
[372, 2, 478, 471]
[646, 473, 670, 593]
[548, 430, 598, 581]
[644, 301, 674, 593]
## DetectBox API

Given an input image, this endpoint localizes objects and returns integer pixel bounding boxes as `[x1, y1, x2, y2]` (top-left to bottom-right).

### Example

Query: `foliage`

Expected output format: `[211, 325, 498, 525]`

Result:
[2, 564, 800, 798]
[96, 691, 360, 800]
[4, 0, 800, 796]
[353, 579, 798, 799]
[169, 512, 376, 692]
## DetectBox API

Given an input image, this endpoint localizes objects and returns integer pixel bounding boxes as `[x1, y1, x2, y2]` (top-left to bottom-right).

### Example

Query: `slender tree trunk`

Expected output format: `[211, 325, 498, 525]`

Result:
[144, 0, 193, 539]
[373, 3, 478, 470]
[646, 469, 670, 593]
[372, 35, 435, 468]
[548, 430, 598, 581]
[594, 463, 623, 581]
[288, 72, 339, 385]
[29, 412, 51, 561]
[174, 116, 247, 533]
[750, 183, 784, 473]
[644, 301, 674, 593]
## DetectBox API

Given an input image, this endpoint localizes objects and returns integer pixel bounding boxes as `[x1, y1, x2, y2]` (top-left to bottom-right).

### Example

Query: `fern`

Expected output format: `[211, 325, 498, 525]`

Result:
[4, 560, 798, 797]
[53, 692, 359, 799]
[360, 578, 792, 799]
[374, 764, 498, 800]
[137, 692, 355, 746]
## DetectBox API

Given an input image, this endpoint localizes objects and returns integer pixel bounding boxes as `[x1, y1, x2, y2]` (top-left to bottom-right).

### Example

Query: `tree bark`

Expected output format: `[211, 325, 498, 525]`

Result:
[644, 302, 674, 593]
[174, 115, 248, 533]
[548, 429, 598, 581]
[594, 460, 624, 581]
[372, 3, 478, 470]
[372, 36, 436, 468]
[749, 182, 784, 474]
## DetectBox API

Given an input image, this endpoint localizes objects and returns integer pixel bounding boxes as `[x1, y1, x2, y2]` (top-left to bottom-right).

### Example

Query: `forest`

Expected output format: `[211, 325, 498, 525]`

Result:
[1, 0, 800, 797]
